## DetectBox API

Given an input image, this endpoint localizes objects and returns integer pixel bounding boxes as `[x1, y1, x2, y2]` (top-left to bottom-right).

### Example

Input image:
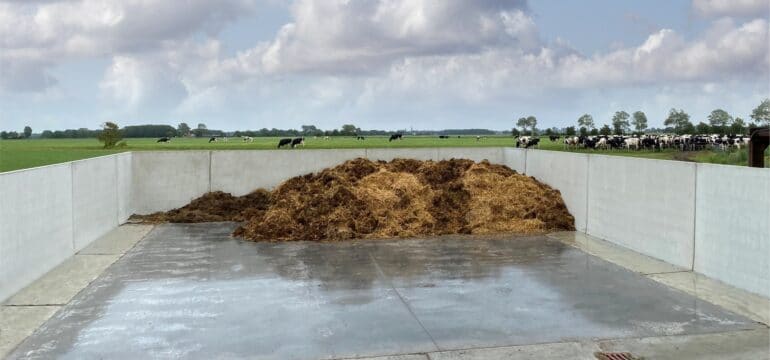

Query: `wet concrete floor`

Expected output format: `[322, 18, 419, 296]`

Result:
[8, 223, 762, 359]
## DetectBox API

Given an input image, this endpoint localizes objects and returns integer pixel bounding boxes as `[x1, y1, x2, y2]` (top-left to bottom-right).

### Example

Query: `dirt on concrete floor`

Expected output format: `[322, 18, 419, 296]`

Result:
[133, 158, 575, 241]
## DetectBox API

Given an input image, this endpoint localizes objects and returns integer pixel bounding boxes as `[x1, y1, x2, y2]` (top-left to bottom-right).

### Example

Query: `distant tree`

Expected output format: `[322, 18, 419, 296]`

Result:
[750, 98, 770, 125]
[731, 117, 746, 134]
[544, 128, 553, 136]
[708, 109, 732, 134]
[97, 122, 124, 149]
[681, 121, 695, 135]
[340, 124, 359, 136]
[612, 111, 630, 135]
[526, 116, 537, 135]
[23, 126, 32, 138]
[193, 123, 207, 137]
[177, 122, 191, 136]
[664, 108, 692, 135]
[564, 126, 576, 136]
[123, 125, 178, 138]
[0, 131, 7, 139]
[577, 114, 594, 130]
[511, 128, 521, 136]
[631, 111, 648, 132]
[590, 128, 599, 136]
[516, 117, 529, 134]
[41, 130, 54, 138]
[599, 124, 612, 136]
[579, 126, 588, 136]
[695, 122, 711, 134]
[301, 125, 322, 136]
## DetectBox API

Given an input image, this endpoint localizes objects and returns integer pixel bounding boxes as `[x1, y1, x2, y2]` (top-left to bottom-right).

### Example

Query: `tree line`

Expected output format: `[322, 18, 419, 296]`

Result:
[11, 122, 501, 140]
[519, 98, 769, 137]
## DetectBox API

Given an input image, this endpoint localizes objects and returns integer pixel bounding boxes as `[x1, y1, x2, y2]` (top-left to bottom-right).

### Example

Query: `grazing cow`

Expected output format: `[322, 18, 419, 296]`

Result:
[517, 136, 538, 148]
[438, 135, 449, 139]
[291, 137, 305, 148]
[564, 136, 579, 149]
[594, 137, 608, 150]
[324, 136, 330, 140]
[208, 137, 217, 143]
[242, 136, 254, 142]
[549, 135, 560, 142]
[516, 136, 530, 148]
[624, 137, 640, 150]
[524, 138, 540, 148]
[157, 137, 171, 143]
[277, 138, 292, 148]
[389, 133, 403, 142]
[356, 136, 366, 140]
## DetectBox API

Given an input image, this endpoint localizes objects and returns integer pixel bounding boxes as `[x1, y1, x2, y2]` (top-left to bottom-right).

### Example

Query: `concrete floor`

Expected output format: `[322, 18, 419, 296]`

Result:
[5, 223, 769, 359]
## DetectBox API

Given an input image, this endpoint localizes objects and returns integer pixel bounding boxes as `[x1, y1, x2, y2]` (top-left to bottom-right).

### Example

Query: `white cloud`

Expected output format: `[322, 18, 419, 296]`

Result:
[0, 0, 257, 91]
[692, 0, 770, 18]
[258, 0, 535, 74]
[99, 55, 188, 110]
[354, 18, 769, 106]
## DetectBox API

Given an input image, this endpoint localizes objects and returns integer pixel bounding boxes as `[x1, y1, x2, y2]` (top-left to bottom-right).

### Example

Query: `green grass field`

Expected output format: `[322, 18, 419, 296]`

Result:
[1, 136, 766, 172]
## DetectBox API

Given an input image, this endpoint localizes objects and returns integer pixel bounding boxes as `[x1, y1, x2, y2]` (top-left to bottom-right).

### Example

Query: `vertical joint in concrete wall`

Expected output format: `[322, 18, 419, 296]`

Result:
[585, 154, 591, 233]
[69, 162, 76, 251]
[115, 155, 120, 226]
[208, 151, 213, 192]
[523, 149, 528, 175]
[691, 163, 698, 271]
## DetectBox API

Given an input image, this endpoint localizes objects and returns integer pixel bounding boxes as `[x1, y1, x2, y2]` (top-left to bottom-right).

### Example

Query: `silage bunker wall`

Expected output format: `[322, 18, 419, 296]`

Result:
[1, 147, 768, 302]
[0, 153, 132, 302]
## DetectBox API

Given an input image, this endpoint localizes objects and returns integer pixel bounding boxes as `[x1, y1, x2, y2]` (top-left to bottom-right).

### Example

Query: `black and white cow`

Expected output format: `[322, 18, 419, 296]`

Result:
[277, 138, 292, 148]
[157, 137, 171, 143]
[291, 137, 305, 148]
[389, 133, 403, 142]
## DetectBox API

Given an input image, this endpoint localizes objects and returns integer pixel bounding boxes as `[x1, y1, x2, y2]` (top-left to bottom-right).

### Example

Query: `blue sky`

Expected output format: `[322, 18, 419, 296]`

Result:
[0, 0, 768, 132]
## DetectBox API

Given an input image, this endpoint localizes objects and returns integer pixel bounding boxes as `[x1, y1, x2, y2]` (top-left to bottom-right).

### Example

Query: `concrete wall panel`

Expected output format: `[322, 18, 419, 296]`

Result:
[587, 155, 695, 268]
[72, 156, 118, 251]
[503, 148, 526, 173]
[436, 147, 504, 164]
[116, 152, 133, 223]
[694, 164, 770, 297]
[131, 151, 211, 214]
[211, 149, 366, 195]
[524, 150, 588, 232]
[364, 148, 438, 162]
[0, 164, 74, 302]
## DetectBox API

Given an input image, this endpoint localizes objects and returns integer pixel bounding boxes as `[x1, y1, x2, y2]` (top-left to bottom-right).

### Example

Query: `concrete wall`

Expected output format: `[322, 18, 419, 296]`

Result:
[0, 153, 135, 302]
[3, 148, 768, 300]
[524, 150, 589, 233]
[116, 152, 133, 223]
[72, 156, 119, 251]
[437, 147, 505, 164]
[503, 148, 526, 173]
[211, 149, 366, 195]
[131, 151, 211, 213]
[0, 163, 74, 302]
[209, 147, 507, 196]
[586, 156, 696, 269]
[694, 164, 770, 298]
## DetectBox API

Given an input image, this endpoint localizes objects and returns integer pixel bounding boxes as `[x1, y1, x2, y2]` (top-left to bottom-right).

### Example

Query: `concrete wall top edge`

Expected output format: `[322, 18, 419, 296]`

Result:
[0, 160, 73, 176]
[0, 152, 128, 175]
[695, 161, 770, 172]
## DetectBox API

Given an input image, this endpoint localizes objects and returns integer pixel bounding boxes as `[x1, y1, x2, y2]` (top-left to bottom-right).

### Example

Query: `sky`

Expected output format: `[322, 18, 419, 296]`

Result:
[0, 0, 768, 132]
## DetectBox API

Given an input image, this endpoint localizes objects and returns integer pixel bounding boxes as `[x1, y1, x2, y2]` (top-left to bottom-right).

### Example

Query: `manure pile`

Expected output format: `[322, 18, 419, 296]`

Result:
[136, 158, 575, 241]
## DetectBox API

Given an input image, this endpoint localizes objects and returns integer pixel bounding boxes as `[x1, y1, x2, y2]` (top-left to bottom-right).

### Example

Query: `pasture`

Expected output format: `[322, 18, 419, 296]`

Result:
[0, 135, 766, 172]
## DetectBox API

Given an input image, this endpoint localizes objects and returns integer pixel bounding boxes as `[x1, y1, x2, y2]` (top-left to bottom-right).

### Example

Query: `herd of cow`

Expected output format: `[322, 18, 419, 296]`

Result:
[520, 134, 753, 151]
[155, 133, 753, 152]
